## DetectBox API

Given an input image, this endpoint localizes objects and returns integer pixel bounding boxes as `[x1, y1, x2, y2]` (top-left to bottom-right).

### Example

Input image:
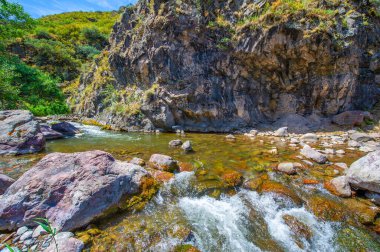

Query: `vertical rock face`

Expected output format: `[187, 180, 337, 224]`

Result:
[0, 110, 45, 155]
[72, 0, 380, 132]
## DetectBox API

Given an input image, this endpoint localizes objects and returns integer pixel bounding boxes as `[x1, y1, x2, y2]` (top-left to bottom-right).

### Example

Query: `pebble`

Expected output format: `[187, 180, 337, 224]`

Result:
[20, 230, 33, 242]
[335, 162, 348, 169]
[17, 226, 29, 236]
[32, 225, 48, 238]
[336, 149, 346, 155]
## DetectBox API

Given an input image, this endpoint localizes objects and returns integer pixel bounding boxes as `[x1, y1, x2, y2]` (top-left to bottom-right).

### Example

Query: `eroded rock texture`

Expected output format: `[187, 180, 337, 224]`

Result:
[71, 0, 380, 132]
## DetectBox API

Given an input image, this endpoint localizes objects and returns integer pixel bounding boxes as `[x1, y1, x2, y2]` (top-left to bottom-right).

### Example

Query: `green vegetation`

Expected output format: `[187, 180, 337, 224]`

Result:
[0, 0, 121, 116]
[34, 218, 59, 252]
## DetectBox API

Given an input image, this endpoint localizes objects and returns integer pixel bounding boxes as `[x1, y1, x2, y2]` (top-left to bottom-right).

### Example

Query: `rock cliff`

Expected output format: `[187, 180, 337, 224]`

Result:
[69, 0, 380, 132]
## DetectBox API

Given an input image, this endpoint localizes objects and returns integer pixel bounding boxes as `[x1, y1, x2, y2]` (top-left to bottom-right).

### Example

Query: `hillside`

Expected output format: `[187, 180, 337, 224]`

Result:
[69, 0, 380, 132]
[0, 0, 122, 116]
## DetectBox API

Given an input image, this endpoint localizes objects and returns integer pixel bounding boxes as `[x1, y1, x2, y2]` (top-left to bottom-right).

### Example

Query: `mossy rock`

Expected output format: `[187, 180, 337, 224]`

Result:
[336, 226, 380, 252]
[259, 180, 303, 205]
[221, 170, 243, 187]
[172, 244, 201, 252]
[306, 195, 348, 222]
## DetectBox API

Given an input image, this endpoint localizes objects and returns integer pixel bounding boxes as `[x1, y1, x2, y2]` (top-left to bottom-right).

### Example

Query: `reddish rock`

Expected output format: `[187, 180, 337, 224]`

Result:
[0, 150, 150, 231]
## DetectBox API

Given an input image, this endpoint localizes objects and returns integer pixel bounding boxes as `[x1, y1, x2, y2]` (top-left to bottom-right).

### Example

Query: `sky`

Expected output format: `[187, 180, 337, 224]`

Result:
[14, 0, 138, 18]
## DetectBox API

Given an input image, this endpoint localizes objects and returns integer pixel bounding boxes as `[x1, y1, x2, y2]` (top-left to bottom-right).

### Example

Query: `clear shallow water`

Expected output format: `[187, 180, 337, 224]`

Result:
[1, 124, 380, 251]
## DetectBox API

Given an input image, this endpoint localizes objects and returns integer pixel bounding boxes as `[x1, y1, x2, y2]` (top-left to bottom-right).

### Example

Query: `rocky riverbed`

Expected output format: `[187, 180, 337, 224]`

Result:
[1, 110, 380, 251]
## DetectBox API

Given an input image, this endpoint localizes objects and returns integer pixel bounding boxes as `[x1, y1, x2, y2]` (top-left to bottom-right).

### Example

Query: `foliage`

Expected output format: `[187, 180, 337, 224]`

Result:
[0, 54, 69, 115]
[0, 0, 34, 46]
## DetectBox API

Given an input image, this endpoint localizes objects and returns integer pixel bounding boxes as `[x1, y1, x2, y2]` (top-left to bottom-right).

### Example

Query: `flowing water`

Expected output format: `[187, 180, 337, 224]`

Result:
[1, 124, 380, 252]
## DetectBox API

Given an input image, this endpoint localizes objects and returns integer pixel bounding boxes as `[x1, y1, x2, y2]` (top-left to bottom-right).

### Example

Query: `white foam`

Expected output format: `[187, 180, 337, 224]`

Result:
[178, 190, 337, 252]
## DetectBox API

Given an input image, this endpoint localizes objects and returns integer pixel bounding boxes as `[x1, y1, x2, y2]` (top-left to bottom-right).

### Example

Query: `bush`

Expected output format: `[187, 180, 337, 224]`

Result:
[80, 27, 109, 50]
[76, 45, 100, 60]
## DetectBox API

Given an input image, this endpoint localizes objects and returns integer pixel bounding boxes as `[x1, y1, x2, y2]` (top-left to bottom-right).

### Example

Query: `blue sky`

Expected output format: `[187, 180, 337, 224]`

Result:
[14, 0, 138, 18]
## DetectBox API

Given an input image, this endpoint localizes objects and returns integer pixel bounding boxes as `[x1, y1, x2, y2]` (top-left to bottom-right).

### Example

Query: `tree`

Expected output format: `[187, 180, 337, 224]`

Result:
[0, 0, 34, 47]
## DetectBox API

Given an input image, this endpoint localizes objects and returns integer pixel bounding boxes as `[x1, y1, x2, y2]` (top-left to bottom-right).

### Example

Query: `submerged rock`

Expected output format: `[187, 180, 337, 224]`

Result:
[0, 150, 151, 231]
[149, 154, 179, 172]
[51, 122, 80, 136]
[346, 150, 380, 193]
[300, 145, 328, 164]
[0, 174, 15, 195]
[0, 110, 45, 155]
[129, 157, 146, 166]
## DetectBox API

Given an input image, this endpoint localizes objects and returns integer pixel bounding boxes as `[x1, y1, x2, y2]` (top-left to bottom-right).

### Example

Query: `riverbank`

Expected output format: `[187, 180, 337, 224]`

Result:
[1, 113, 380, 251]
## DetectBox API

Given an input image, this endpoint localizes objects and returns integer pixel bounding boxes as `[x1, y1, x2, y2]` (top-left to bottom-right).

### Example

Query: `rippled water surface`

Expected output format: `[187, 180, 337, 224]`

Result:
[1, 124, 380, 251]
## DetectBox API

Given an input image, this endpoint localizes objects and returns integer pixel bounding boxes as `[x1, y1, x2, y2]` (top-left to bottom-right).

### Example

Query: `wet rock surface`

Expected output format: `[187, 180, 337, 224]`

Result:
[51, 122, 80, 136]
[0, 174, 15, 195]
[300, 145, 328, 164]
[0, 110, 45, 155]
[149, 154, 179, 172]
[0, 150, 151, 231]
[40, 124, 64, 140]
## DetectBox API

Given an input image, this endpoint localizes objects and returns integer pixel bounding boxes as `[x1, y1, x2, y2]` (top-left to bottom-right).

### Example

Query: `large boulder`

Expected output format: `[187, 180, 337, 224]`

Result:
[300, 145, 328, 164]
[346, 150, 380, 193]
[149, 154, 179, 172]
[0, 174, 15, 195]
[51, 122, 80, 136]
[43, 232, 84, 252]
[40, 124, 64, 140]
[332, 111, 373, 126]
[0, 150, 151, 231]
[0, 110, 45, 155]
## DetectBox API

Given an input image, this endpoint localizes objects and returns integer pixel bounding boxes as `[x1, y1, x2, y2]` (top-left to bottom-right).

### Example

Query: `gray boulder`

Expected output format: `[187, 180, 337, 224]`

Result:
[149, 154, 179, 172]
[300, 145, 328, 164]
[51, 122, 80, 136]
[169, 139, 183, 147]
[346, 150, 380, 193]
[0, 174, 15, 195]
[276, 162, 297, 175]
[0, 110, 45, 155]
[40, 124, 64, 140]
[332, 111, 373, 126]
[300, 133, 318, 143]
[0, 150, 150, 231]
[181, 140, 193, 153]
[274, 127, 288, 137]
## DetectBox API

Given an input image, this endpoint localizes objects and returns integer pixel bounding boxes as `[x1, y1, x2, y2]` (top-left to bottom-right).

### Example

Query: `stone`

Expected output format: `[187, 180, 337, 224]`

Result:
[19, 230, 33, 242]
[43, 232, 84, 252]
[365, 192, 380, 206]
[225, 134, 236, 140]
[0, 110, 45, 155]
[326, 176, 352, 197]
[350, 133, 374, 142]
[274, 127, 288, 137]
[336, 150, 346, 155]
[51, 122, 80, 136]
[32, 225, 47, 238]
[302, 160, 314, 166]
[348, 140, 360, 148]
[346, 150, 380, 193]
[17, 226, 29, 236]
[335, 163, 348, 170]
[40, 125, 64, 140]
[332, 111, 373, 126]
[0, 150, 151, 231]
[169, 139, 183, 147]
[181, 140, 193, 152]
[268, 147, 278, 155]
[276, 162, 297, 175]
[149, 154, 179, 172]
[290, 138, 300, 144]
[0, 174, 15, 195]
[129, 157, 146, 166]
[283, 215, 313, 241]
[300, 145, 328, 164]
[300, 133, 318, 142]
[324, 148, 336, 155]
[249, 130, 258, 136]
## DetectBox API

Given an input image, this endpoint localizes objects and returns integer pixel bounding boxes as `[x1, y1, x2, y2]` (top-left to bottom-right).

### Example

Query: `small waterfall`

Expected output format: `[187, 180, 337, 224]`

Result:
[178, 190, 337, 252]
